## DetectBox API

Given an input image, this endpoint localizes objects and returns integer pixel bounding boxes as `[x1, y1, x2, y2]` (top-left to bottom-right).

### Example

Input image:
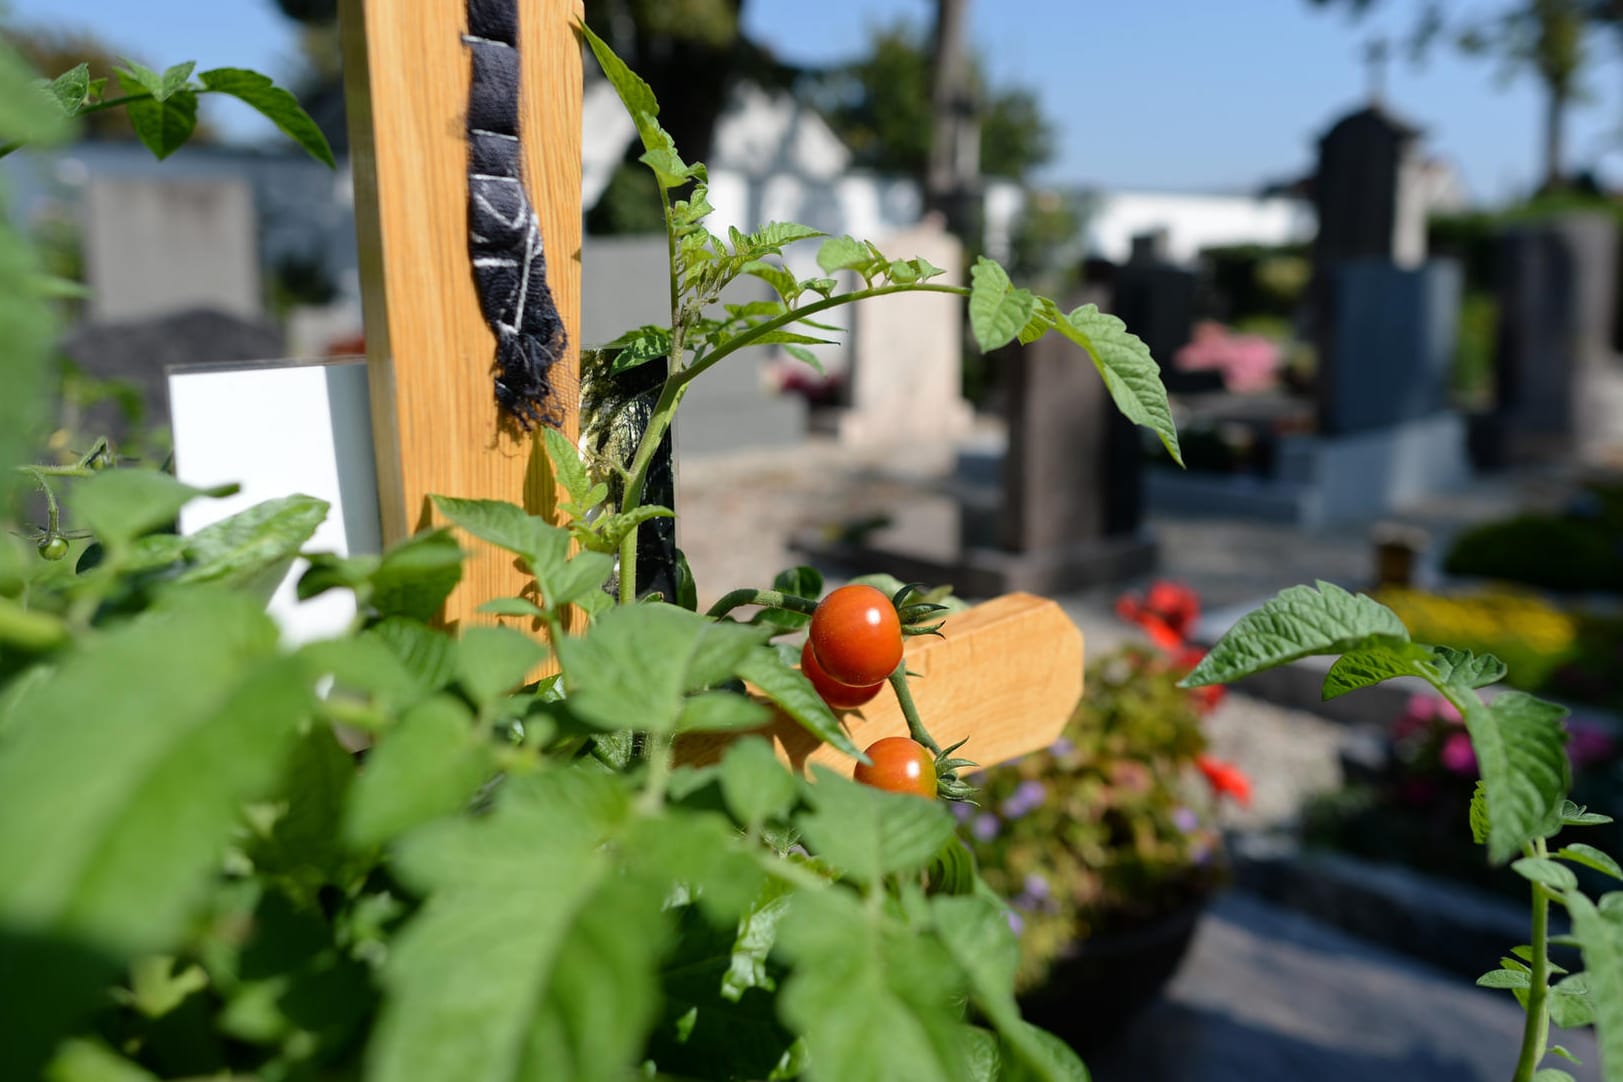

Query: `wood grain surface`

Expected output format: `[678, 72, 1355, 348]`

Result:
[677, 593, 1085, 776]
[340, 0, 583, 634]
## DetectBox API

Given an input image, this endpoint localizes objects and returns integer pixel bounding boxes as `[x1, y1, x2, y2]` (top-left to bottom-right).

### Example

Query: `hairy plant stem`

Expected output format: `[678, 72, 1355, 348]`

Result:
[705, 588, 819, 621]
[887, 667, 939, 756]
[638, 730, 673, 813]
[1512, 838, 1554, 1082]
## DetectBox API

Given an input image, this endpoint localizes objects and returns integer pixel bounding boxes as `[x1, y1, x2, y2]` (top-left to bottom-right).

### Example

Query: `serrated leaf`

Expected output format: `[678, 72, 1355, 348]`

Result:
[722, 877, 794, 1002]
[43, 63, 91, 115]
[367, 770, 653, 1082]
[1466, 692, 1570, 864]
[967, 258, 1036, 353]
[1183, 581, 1410, 688]
[542, 426, 592, 508]
[197, 68, 334, 166]
[0, 598, 300, 1079]
[676, 690, 773, 732]
[1429, 645, 1508, 690]
[801, 276, 838, 297]
[477, 597, 548, 619]
[296, 550, 379, 601]
[344, 695, 491, 849]
[368, 618, 457, 695]
[555, 604, 765, 733]
[579, 22, 662, 153]
[1054, 301, 1183, 465]
[742, 222, 824, 254]
[1561, 800, 1615, 827]
[432, 496, 614, 613]
[599, 324, 672, 373]
[158, 61, 195, 100]
[1476, 968, 1531, 989]
[1513, 857, 1579, 891]
[1557, 843, 1623, 880]
[368, 528, 463, 621]
[795, 767, 955, 884]
[736, 646, 864, 760]
[456, 625, 546, 710]
[720, 737, 798, 830]
[71, 469, 225, 547]
[740, 259, 799, 301]
[247, 723, 361, 902]
[114, 59, 163, 98]
[816, 235, 872, 276]
[1550, 972, 1598, 1029]
[782, 343, 823, 372]
[740, 330, 835, 349]
[580, 505, 675, 554]
[124, 88, 197, 159]
[1321, 646, 1426, 700]
[774, 887, 975, 1082]
[1016, 297, 1059, 345]
[1470, 781, 1490, 845]
[1567, 892, 1623, 1072]
[176, 494, 328, 600]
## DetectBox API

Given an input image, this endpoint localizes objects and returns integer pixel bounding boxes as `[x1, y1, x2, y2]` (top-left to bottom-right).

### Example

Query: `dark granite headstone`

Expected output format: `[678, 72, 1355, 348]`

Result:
[1320, 259, 1460, 435]
[1493, 212, 1619, 461]
[1113, 230, 1219, 394]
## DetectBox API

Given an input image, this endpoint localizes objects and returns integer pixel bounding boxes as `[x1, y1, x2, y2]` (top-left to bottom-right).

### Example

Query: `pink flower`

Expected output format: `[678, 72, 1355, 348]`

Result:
[1440, 732, 1477, 775]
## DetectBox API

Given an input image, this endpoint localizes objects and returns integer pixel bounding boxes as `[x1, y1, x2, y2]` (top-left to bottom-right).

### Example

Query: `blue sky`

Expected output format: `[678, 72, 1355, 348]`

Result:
[10, 0, 1622, 203]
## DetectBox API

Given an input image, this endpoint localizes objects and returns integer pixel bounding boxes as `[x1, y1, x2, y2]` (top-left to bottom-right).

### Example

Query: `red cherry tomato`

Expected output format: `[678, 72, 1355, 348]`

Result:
[853, 736, 937, 799]
[801, 640, 884, 710]
[808, 584, 902, 687]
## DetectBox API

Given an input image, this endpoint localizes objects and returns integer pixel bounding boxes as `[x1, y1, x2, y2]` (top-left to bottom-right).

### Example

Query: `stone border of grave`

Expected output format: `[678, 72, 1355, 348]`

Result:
[1229, 835, 1570, 984]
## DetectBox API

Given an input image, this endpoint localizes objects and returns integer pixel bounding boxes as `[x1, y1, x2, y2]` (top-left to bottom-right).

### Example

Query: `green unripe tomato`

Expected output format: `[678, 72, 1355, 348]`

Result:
[38, 536, 69, 561]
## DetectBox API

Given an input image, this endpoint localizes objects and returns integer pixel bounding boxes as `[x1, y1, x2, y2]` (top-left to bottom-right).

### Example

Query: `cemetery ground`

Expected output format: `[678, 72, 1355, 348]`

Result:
[677, 423, 1613, 1081]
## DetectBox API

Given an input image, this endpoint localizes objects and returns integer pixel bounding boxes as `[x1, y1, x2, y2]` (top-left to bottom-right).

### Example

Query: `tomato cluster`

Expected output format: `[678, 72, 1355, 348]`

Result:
[801, 583, 901, 714]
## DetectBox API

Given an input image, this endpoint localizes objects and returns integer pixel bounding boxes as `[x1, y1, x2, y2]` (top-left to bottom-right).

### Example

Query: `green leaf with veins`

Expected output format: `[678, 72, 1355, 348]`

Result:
[1428, 645, 1508, 690]
[794, 767, 955, 885]
[1465, 692, 1569, 864]
[1182, 581, 1410, 687]
[967, 258, 1036, 352]
[345, 695, 492, 850]
[1565, 892, 1623, 1073]
[1054, 302, 1182, 465]
[736, 646, 864, 760]
[175, 494, 329, 600]
[124, 89, 197, 159]
[197, 68, 334, 166]
[1556, 844, 1623, 880]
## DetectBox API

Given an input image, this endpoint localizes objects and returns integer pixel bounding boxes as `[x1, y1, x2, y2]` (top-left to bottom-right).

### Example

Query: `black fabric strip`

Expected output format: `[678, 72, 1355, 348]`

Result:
[464, 0, 567, 429]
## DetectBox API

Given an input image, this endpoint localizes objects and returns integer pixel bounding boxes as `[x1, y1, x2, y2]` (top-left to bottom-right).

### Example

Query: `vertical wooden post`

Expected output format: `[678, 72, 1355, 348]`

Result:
[340, 0, 582, 629]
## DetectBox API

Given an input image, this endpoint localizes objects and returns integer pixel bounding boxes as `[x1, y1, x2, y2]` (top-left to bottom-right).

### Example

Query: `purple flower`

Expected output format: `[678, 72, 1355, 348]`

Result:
[950, 800, 975, 823]
[1006, 909, 1025, 935]
[1000, 780, 1047, 820]
[971, 814, 1001, 842]
[1022, 873, 1050, 900]
[1049, 737, 1075, 757]
[1172, 806, 1200, 834]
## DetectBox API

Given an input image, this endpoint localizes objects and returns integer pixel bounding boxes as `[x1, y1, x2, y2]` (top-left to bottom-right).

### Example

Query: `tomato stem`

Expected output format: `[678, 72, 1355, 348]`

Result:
[887, 666, 940, 756]
[704, 588, 819, 620]
[1511, 837, 1553, 1082]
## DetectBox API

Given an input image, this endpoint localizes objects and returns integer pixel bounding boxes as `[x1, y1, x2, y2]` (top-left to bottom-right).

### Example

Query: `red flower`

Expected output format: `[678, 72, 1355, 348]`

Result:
[1116, 580, 1201, 653]
[1197, 755, 1252, 807]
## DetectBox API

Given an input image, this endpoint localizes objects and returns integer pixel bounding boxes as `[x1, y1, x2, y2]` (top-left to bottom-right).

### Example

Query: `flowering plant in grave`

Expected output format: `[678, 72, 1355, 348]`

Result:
[963, 582, 1247, 990]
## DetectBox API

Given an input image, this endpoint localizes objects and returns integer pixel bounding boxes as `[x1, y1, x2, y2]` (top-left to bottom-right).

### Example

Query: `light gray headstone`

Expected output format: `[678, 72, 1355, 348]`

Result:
[84, 177, 260, 321]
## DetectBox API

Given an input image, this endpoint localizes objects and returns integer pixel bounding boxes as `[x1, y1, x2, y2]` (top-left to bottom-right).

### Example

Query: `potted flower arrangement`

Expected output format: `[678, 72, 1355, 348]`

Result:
[961, 580, 1251, 1053]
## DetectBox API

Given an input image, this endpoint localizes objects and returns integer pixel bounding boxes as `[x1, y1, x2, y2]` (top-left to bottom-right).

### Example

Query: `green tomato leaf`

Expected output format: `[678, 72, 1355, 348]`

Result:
[577, 505, 675, 555]
[1531, 1069, 1576, 1082]
[1551, 1045, 1582, 1065]
[124, 88, 197, 159]
[1512, 857, 1579, 892]
[1566, 891, 1623, 1073]
[71, 469, 229, 548]
[1556, 844, 1623, 881]
[456, 625, 547, 710]
[368, 769, 659, 1082]
[740, 221, 823, 255]
[598, 324, 673, 374]
[0, 37, 74, 147]
[1470, 781, 1490, 845]
[159, 61, 195, 100]
[44, 1039, 160, 1082]
[1561, 800, 1615, 827]
[431, 496, 614, 613]
[0, 597, 301, 1080]
[478, 597, 548, 619]
[795, 766, 956, 884]
[246, 723, 362, 903]
[345, 695, 492, 850]
[967, 257, 1036, 352]
[578, 21, 663, 154]
[368, 618, 458, 696]
[1549, 972, 1597, 1029]
[775, 887, 977, 1082]
[368, 528, 463, 621]
[541, 425, 592, 509]
[1053, 301, 1183, 466]
[113, 59, 163, 98]
[676, 690, 773, 733]
[197, 68, 334, 166]
[42, 63, 92, 115]
[735, 646, 864, 760]
[815, 234, 872, 276]
[1321, 646, 1427, 701]
[1182, 581, 1411, 688]
[300, 633, 423, 712]
[1429, 645, 1508, 690]
[1466, 692, 1570, 864]
[175, 494, 328, 600]
[739, 259, 799, 301]
[1475, 969, 1532, 989]
[719, 737, 798, 830]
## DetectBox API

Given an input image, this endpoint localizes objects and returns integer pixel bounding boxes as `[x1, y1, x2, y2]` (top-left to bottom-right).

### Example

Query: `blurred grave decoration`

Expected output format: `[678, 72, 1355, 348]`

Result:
[1306, 690, 1622, 899]
[965, 580, 1247, 1052]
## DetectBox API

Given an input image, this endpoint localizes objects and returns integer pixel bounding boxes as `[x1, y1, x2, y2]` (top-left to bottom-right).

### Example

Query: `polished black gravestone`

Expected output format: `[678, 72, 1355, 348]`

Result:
[796, 297, 1156, 597]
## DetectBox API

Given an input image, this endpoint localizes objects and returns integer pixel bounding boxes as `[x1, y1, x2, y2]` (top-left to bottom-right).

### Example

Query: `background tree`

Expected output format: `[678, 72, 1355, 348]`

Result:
[1308, 0, 1595, 193]
[801, 17, 1054, 183]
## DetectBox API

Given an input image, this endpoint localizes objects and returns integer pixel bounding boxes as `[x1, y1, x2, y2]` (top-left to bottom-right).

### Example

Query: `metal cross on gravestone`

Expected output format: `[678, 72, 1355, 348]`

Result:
[329, 0, 1082, 774]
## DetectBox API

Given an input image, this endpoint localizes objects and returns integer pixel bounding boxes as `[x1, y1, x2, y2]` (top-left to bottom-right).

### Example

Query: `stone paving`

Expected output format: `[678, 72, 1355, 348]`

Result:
[675, 428, 1603, 1079]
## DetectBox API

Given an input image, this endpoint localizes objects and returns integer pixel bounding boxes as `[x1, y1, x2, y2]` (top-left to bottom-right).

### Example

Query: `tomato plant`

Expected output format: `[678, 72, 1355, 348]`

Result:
[854, 736, 938, 799]
[808, 584, 903, 687]
[801, 639, 884, 709]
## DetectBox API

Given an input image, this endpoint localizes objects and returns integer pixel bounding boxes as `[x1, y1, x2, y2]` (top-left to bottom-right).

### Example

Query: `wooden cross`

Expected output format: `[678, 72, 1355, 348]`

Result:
[336, 0, 1083, 775]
